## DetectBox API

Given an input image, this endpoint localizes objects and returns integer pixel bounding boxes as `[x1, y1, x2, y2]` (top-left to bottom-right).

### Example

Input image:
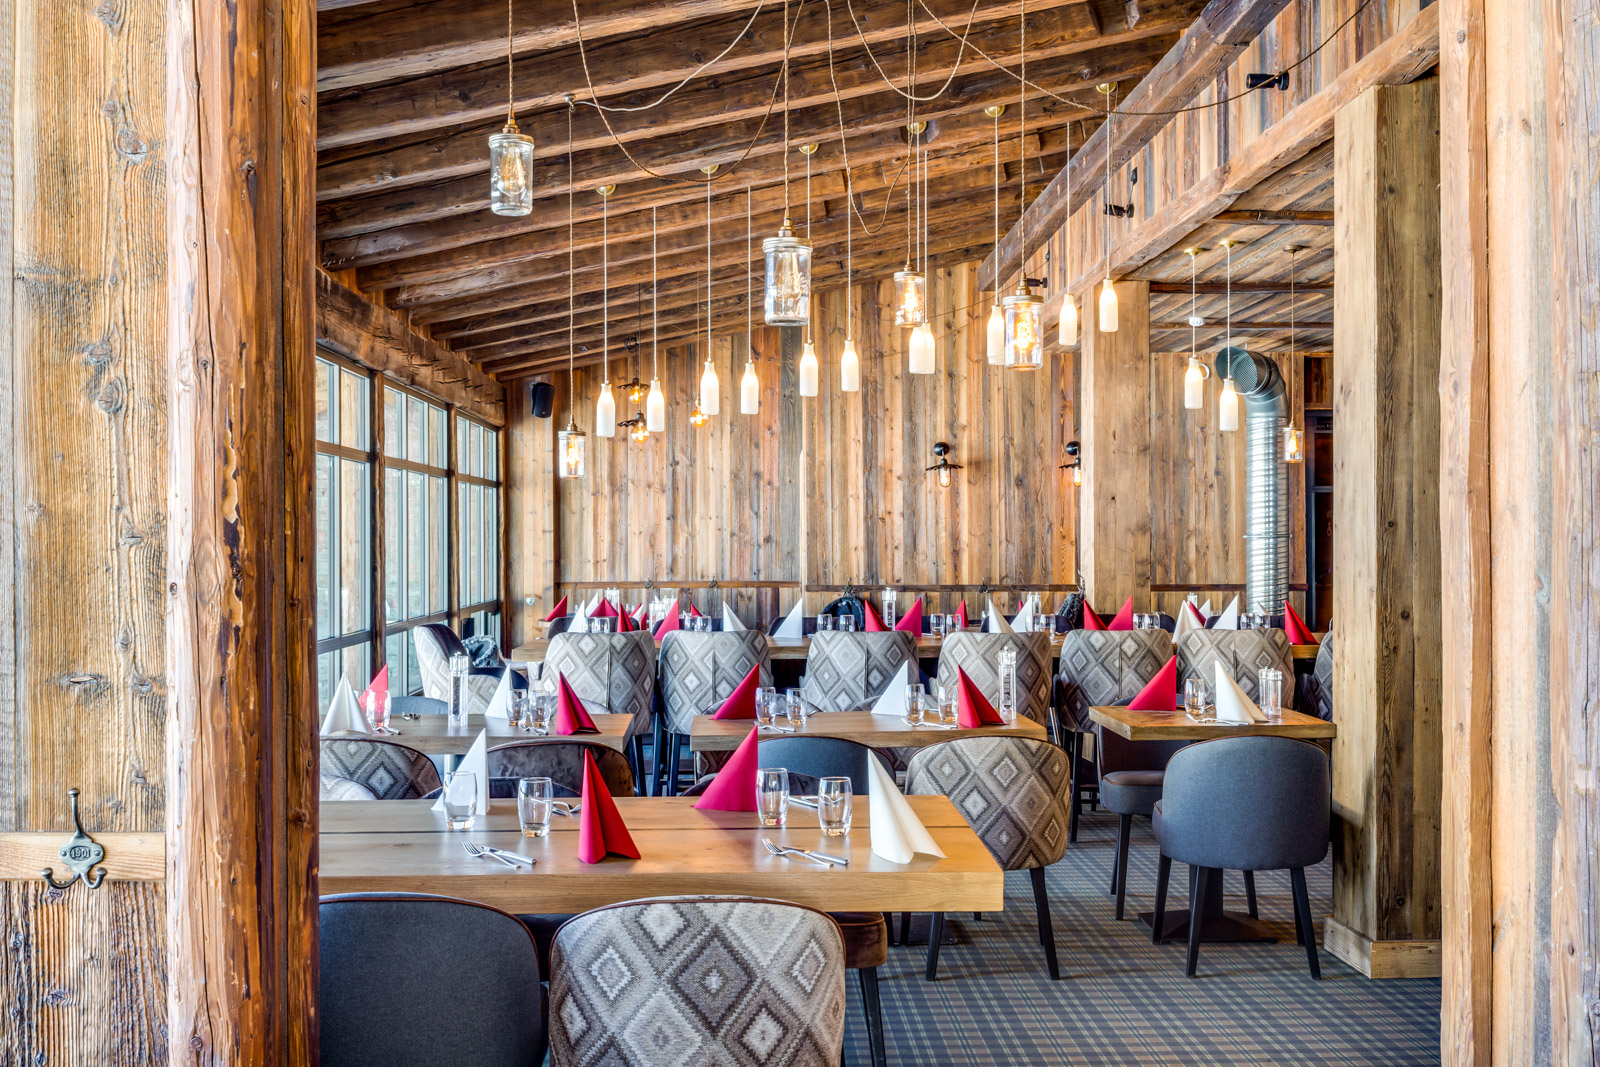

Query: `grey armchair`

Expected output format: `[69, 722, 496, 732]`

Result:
[798, 630, 917, 713]
[657, 630, 772, 794]
[541, 630, 657, 788]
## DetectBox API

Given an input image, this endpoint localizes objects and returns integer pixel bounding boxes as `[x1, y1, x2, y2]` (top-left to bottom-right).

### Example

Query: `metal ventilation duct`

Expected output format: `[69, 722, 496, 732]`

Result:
[1215, 346, 1288, 614]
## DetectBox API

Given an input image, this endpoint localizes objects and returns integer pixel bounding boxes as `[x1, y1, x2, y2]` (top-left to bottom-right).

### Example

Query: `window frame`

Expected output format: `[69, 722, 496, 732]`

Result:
[313, 350, 377, 703]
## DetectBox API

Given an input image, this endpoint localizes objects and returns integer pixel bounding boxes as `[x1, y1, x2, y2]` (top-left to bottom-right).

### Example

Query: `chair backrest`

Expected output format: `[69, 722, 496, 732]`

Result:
[319, 774, 377, 802]
[904, 736, 1070, 871]
[1157, 736, 1331, 871]
[799, 631, 917, 713]
[1176, 629, 1296, 708]
[1095, 727, 1190, 778]
[389, 695, 447, 717]
[319, 738, 442, 800]
[1307, 633, 1334, 721]
[547, 615, 574, 638]
[320, 893, 546, 1067]
[542, 630, 657, 737]
[412, 623, 467, 702]
[549, 897, 845, 1067]
[933, 631, 1053, 725]
[658, 630, 772, 733]
[756, 736, 892, 794]
[487, 740, 634, 798]
[766, 615, 820, 636]
[1055, 629, 1174, 732]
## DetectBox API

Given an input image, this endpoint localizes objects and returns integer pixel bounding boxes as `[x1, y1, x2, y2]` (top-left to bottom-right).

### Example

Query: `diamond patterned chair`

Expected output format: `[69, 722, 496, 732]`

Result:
[542, 630, 657, 787]
[933, 631, 1053, 728]
[319, 738, 442, 800]
[1055, 629, 1174, 840]
[547, 896, 847, 1067]
[319, 774, 377, 802]
[903, 736, 1072, 980]
[413, 623, 502, 715]
[1305, 633, 1334, 721]
[798, 631, 917, 713]
[1176, 629, 1297, 709]
[488, 740, 635, 798]
[658, 631, 772, 794]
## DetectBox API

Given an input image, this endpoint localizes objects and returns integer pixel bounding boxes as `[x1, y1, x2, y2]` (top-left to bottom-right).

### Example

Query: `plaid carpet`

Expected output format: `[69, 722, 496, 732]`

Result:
[846, 810, 1441, 1066]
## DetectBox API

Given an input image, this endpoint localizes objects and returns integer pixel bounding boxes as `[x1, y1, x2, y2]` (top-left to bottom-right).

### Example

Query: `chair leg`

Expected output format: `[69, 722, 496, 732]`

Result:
[1067, 733, 1083, 844]
[972, 912, 984, 921]
[668, 733, 685, 795]
[1114, 815, 1135, 921]
[1030, 867, 1061, 980]
[1186, 867, 1210, 977]
[1151, 853, 1172, 943]
[897, 912, 911, 946]
[1244, 869, 1259, 919]
[1289, 867, 1322, 980]
[924, 913, 946, 981]
[652, 717, 667, 795]
[629, 733, 647, 796]
[857, 967, 887, 1067]
[1293, 894, 1305, 945]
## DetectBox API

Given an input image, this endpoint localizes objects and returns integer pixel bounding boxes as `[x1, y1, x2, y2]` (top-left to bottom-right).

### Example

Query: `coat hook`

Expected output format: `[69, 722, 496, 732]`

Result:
[41, 789, 107, 891]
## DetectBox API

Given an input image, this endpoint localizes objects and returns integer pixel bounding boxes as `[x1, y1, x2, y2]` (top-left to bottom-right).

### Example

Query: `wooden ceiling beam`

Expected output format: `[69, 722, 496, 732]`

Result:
[1147, 280, 1330, 293]
[1211, 208, 1333, 225]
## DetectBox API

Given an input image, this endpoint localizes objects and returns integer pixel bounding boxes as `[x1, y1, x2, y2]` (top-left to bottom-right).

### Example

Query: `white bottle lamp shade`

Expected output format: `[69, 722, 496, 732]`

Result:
[908, 323, 935, 374]
[840, 338, 861, 392]
[799, 341, 819, 396]
[699, 358, 720, 416]
[595, 381, 616, 437]
[1218, 376, 1239, 432]
[740, 359, 760, 414]
[762, 220, 811, 326]
[645, 378, 666, 431]
[1184, 356, 1208, 410]
[1098, 277, 1119, 333]
[985, 302, 1005, 365]
[1057, 294, 1078, 347]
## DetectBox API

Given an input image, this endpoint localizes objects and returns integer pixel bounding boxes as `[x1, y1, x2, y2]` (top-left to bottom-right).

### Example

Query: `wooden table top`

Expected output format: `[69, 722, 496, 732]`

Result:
[318, 796, 1004, 912]
[1088, 705, 1337, 741]
[510, 635, 1319, 663]
[688, 710, 1048, 751]
[324, 712, 634, 756]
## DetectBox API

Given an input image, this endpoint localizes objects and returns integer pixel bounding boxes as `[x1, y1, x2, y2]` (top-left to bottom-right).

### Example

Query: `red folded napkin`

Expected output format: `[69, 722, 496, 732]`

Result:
[688, 604, 703, 618]
[359, 665, 389, 709]
[863, 601, 887, 632]
[1107, 596, 1135, 631]
[955, 667, 1004, 727]
[1283, 600, 1318, 644]
[578, 751, 640, 863]
[654, 609, 681, 637]
[1127, 655, 1179, 711]
[955, 600, 970, 628]
[711, 664, 762, 720]
[895, 597, 924, 634]
[591, 598, 619, 619]
[554, 674, 600, 735]
[693, 727, 760, 811]
[543, 595, 569, 622]
[1081, 602, 1107, 631]
[617, 608, 635, 632]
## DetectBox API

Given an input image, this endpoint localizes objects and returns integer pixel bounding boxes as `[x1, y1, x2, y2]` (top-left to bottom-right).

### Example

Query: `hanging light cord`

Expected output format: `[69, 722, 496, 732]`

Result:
[651, 206, 658, 376]
[991, 105, 1000, 303]
[706, 173, 713, 355]
[747, 186, 754, 344]
[1017, 0, 1026, 267]
[1289, 247, 1297, 361]
[845, 163, 853, 336]
[1189, 248, 1197, 359]
[601, 187, 609, 381]
[566, 104, 575, 414]
[1102, 87, 1113, 279]
[1225, 240, 1233, 350]
[505, 0, 517, 125]
[782, 0, 792, 217]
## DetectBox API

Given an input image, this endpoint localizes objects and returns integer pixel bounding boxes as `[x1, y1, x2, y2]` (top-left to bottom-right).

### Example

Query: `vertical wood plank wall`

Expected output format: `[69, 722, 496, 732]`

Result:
[0, 0, 169, 1060]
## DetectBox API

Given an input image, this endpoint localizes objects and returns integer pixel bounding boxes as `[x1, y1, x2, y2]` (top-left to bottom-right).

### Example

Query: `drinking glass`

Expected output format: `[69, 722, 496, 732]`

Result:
[517, 777, 554, 838]
[937, 683, 958, 725]
[1184, 678, 1209, 717]
[757, 767, 790, 827]
[945, 613, 959, 634]
[818, 777, 853, 836]
[1258, 668, 1284, 721]
[507, 689, 529, 729]
[529, 693, 553, 734]
[784, 690, 805, 727]
[755, 687, 776, 727]
[839, 613, 857, 633]
[363, 690, 391, 734]
[905, 682, 925, 721]
[929, 613, 945, 638]
[442, 771, 477, 830]
[817, 613, 835, 631]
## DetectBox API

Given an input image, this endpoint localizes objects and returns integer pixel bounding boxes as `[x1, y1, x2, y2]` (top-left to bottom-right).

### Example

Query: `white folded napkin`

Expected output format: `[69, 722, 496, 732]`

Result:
[983, 597, 1014, 634]
[483, 665, 516, 720]
[722, 600, 747, 631]
[1172, 600, 1204, 644]
[1213, 596, 1240, 630]
[1012, 597, 1035, 632]
[1199, 599, 1213, 620]
[319, 676, 370, 736]
[573, 596, 592, 627]
[868, 756, 947, 864]
[432, 730, 490, 813]
[870, 661, 916, 717]
[773, 599, 806, 639]
[1213, 662, 1266, 723]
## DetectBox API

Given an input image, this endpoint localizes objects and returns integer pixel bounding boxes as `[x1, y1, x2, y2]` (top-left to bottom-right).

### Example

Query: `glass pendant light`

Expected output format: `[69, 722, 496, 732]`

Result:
[893, 123, 929, 329]
[594, 184, 617, 437]
[1282, 244, 1306, 462]
[488, 0, 535, 216]
[1218, 238, 1239, 432]
[556, 110, 585, 477]
[1182, 247, 1209, 409]
[1002, 3, 1043, 370]
[699, 166, 720, 416]
[985, 106, 1006, 364]
[763, 4, 811, 326]
[1096, 84, 1120, 333]
[841, 159, 861, 392]
[645, 206, 666, 432]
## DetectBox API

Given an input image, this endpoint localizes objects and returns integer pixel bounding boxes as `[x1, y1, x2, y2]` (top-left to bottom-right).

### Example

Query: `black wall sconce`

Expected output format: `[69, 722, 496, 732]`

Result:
[1246, 71, 1290, 91]
[1059, 439, 1084, 487]
[926, 441, 964, 488]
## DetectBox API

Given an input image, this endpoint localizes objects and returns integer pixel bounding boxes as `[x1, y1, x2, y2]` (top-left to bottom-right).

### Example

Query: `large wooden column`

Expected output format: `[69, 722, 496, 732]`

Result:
[166, 0, 319, 1059]
[1076, 280, 1152, 610]
[1327, 80, 1444, 978]
[508, 376, 559, 647]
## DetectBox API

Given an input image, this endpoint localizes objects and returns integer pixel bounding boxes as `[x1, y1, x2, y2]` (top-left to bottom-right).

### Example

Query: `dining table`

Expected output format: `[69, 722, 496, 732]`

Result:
[689, 709, 1048, 752]
[319, 796, 1004, 913]
[323, 711, 635, 757]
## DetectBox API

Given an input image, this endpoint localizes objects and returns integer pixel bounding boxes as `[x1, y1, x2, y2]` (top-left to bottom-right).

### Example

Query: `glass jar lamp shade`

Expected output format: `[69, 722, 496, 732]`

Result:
[699, 358, 720, 416]
[762, 220, 811, 326]
[798, 341, 819, 397]
[985, 302, 1005, 365]
[645, 378, 666, 431]
[488, 125, 536, 216]
[1002, 285, 1045, 369]
[1282, 423, 1305, 463]
[1058, 294, 1079, 347]
[840, 338, 861, 392]
[557, 425, 586, 478]
[595, 381, 616, 437]
[893, 269, 927, 327]
[908, 323, 935, 375]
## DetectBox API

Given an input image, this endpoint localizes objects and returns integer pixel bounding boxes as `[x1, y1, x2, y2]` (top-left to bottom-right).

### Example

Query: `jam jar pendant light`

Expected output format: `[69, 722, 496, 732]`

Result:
[1217, 238, 1240, 433]
[1002, 0, 1044, 370]
[1096, 84, 1120, 333]
[796, 153, 820, 396]
[594, 184, 617, 436]
[743, 181, 761, 414]
[986, 105, 1007, 364]
[893, 122, 928, 329]
[698, 166, 721, 415]
[556, 111, 585, 477]
[488, 0, 535, 216]
[763, 1, 812, 326]
[1281, 244, 1306, 462]
[645, 206, 666, 432]
[1182, 247, 1209, 409]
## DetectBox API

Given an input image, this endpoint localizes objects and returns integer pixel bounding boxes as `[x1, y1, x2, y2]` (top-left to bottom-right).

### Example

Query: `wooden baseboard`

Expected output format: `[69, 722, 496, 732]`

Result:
[1323, 916, 1442, 978]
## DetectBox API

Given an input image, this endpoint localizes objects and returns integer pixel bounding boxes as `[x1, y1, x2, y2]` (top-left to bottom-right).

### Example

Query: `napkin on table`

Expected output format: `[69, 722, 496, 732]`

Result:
[1080, 601, 1107, 631]
[654, 608, 682, 637]
[869, 660, 916, 718]
[1199, 599, 1213, 620]
[1213, 596, 1240, 630]
[1012, 597, 1035, 632]
[543, 595, 569, 622]
[358, 665, 389, 712]
[483, 664, 516, 721]
[868, 756, 947, 864]
[955, 600, 970, 629]
[1107, 596, 1135, 631]
[578, 751, 640, 862]
[1172, 600, 1205, 644]
[862, 601, 888, 632]
[431, 730, 489, 814]
[572, 596, 592, 628]
[617, 608, 635, 632]
[693, 726, 760, 812]
[894, 597, 924, 634]
[1283, 600, 1319, 644]
[319, 675, 370, 736]
[722, 600, 747, 631]
[1213, 663, 1267, 724]
[1127, 656, 1179, 711]
[983, 597, 1014, 634]
[554, 674, 600, 734]
[772, 599, 806, 639]
[688, 604, 703, 618]
[955, 666, 1004, 727]
[711, 664, 762, 720]
[591, 598, 620, 619]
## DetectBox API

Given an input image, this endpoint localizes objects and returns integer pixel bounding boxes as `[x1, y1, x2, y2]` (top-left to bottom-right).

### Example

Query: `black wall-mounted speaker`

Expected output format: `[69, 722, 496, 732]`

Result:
[530, 381, 555, 419]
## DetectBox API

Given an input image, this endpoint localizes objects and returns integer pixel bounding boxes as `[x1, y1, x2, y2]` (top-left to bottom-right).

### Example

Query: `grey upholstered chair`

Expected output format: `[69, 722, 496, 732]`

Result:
[1176, 629, 1297, 710]
[904, 736, 1072, 980]
[1152, 736, 1331, 979]
[1055, 629, 1175, 840]
[756, 736, 893, 794]
[799, 631, 917, 713]
[657, 630, 772, 794]
[1306, 633, 1334, 721]
[548, 897, 846, 1067]
[1097, 728, 1191, 920]
[389, 695, 447, 717]
[541, 630, 657, 786]
[487, 740, 634, 798]
[413, 623, 502, 715]
[319, 773, 377, 801]
[934, 631, 1054, 728]
[319, 738, 442, 800]
[320, 893, 546, 1066]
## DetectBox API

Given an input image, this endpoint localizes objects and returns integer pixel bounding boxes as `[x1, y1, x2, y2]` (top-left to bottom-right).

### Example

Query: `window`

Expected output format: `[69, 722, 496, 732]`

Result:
[315, 355, 373, 708]
[457, 417, 503, 646]
[383, 385, 451, 695]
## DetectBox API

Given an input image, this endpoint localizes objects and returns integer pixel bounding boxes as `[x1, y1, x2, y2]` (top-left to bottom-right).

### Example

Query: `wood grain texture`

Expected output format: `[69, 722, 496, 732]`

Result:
[166, 0, 319, 1059]
[0, 832, 166, 881]
[1329, 81, 1442, 963]
[689, 712, 1048, 751]
[1088, 705, 1335, 741]
[1321, 916, 1442, 980]
[327, 713, 635, 757]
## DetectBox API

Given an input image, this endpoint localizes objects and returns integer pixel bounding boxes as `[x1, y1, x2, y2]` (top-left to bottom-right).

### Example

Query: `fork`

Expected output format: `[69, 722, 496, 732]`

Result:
[761, 838, 849, 867]
[553, 802, 581, 817]
[464, 842, 520, 869]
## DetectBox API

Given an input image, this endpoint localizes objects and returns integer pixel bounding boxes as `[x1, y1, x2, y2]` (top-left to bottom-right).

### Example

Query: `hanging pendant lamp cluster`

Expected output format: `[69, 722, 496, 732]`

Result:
[1182, 247, 1210, 409]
